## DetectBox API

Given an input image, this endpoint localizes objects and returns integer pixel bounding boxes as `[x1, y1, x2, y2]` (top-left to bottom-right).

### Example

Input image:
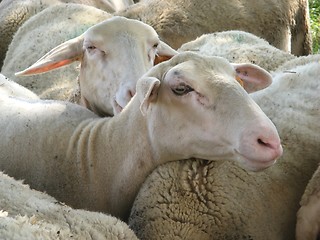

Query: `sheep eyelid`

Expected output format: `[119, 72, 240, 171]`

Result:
[86, 46, 107, 56]
[153, 42, 159, 48]
[86, 46, 96, 50]
[171, 84, 194, 96]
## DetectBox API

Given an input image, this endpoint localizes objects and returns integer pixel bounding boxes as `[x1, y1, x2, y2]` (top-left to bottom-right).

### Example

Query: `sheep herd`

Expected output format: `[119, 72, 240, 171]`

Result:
[0, 0, 319, 240]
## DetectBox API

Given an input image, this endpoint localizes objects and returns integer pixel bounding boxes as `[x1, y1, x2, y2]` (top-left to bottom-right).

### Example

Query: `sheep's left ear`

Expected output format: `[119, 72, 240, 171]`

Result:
[15, 35, 84, 76]
[154, 41, 178, 65]
[232, 63, 272, 93]
[137, 77, 161, 116]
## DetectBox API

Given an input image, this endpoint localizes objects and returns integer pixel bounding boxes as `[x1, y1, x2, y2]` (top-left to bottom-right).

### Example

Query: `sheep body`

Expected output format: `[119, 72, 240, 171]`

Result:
[1, 3, 111, 101]
[0, 52, 282, 220]
[128, 59, 320, 239]
[0, 73, 38, 99]
[275, 53, 320, 72]
[0, 171, 139, 240]
[178, 31, 296, 72]
[117, 0, 311, 56]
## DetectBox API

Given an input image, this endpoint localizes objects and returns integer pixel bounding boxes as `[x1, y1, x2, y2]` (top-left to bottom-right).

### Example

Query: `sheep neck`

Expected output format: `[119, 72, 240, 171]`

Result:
[68, 97, 159, 219]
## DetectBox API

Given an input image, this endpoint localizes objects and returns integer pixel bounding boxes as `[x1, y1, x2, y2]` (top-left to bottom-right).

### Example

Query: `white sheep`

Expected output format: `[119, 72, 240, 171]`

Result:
[127, 58, 320, 239]
[0, 0, 134, 68]
[3, 5, 177, 116]
[117, 0, 312, 56]
[0, 52, 282, 221]
[0, 171, 139, 240]
[178, 30, 296, 72]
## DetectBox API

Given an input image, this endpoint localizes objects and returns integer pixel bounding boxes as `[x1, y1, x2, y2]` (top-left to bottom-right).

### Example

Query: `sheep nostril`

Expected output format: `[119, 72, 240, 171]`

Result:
[129, 90, 134, 98]
[128, 89, 136, 98]
[257, 138, 273, 149]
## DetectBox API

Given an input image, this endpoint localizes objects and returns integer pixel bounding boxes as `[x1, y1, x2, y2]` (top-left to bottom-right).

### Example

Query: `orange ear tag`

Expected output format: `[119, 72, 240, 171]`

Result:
[235, 76, 244, 87]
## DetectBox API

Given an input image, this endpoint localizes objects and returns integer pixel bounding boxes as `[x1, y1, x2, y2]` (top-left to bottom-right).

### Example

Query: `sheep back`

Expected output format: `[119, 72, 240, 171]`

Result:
[178, 31, 296, 72]
[118, 0, 312, 56]
[0, 171, 138, 239]
[128, 157, 317, 240]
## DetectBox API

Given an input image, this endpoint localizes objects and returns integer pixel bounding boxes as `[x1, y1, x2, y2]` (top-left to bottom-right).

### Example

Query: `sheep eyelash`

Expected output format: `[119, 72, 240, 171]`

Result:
[86, 46, 107, 56]
[86, 46, 96, 50]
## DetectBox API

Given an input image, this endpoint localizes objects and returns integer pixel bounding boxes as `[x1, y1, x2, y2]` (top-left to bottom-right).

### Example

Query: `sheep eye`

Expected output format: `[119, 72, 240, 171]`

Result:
[172, 84, 194, 96]
[87, 46, 96, 50]
[153, 43, 159, 48]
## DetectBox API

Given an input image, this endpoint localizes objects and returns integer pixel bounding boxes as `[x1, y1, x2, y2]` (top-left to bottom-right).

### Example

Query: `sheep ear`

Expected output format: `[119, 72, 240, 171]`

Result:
[138, 77, 161, 116]
[15, 35, 84, 76]
[154, 41, 178, 65]
[232, 63, 272, 93]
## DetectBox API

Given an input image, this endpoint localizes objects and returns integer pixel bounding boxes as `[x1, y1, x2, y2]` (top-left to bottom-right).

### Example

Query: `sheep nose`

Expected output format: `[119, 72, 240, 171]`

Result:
[115, 85, 136, 110]
[127, 88, 135, 98]
[238, 121, 283, 171]
[256, 135, 283, 160]
[123, 87, 136, 103]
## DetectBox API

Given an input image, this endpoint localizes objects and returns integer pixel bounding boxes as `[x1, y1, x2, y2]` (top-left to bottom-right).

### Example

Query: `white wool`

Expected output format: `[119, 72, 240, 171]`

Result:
[178, 31, 296, 72]
[117, 0, 312, 56]
[0, 171, 138, 240]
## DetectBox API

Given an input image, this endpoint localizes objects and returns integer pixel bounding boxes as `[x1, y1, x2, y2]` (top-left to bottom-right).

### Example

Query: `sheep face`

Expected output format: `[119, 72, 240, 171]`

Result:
[15, 16, 177, 117]
[80, 16, 176, 116]
[137, 52, 283, 171]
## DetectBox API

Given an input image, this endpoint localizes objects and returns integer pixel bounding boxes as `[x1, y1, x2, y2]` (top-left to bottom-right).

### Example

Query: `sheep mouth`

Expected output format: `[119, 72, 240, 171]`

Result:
[112, 98, 123, 115]
[235, 150, 278, 171]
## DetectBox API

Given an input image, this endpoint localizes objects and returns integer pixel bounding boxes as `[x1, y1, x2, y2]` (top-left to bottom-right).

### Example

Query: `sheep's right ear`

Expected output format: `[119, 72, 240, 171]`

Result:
[15, 35, 84, 76]
[138, 77, 161, 116]
[154, 41, 178, 65]
[232, 63, 272, 93]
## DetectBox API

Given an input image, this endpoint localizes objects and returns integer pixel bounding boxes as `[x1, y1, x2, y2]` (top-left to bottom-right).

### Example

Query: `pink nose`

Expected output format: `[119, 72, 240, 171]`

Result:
[256, 135, 283, 160]
[239, 123, 283, 170]
[116, 86, 136, 109]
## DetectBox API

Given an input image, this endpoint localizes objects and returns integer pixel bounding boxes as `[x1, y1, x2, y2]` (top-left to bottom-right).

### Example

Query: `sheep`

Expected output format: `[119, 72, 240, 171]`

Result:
[116, 0, 312, 56]
[127, 58, 320, 239]
[0, 52, 283, 221]
[296, 163, 320, 240]
[0, 0, 135, 68]
[3, 6, 177, 117]
[0, 73, 39, 100]
[178, 30, 296, 72]
[0, 171, 139, 240]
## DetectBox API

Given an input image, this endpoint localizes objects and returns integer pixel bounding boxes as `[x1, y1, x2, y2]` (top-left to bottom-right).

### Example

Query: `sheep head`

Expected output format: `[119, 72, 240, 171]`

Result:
[135, 52, 282, 171]
[15, 16, 177, 117]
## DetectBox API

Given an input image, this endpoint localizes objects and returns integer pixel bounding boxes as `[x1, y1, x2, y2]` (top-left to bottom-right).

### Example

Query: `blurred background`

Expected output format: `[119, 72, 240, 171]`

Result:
[310, 0, 320, 52]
